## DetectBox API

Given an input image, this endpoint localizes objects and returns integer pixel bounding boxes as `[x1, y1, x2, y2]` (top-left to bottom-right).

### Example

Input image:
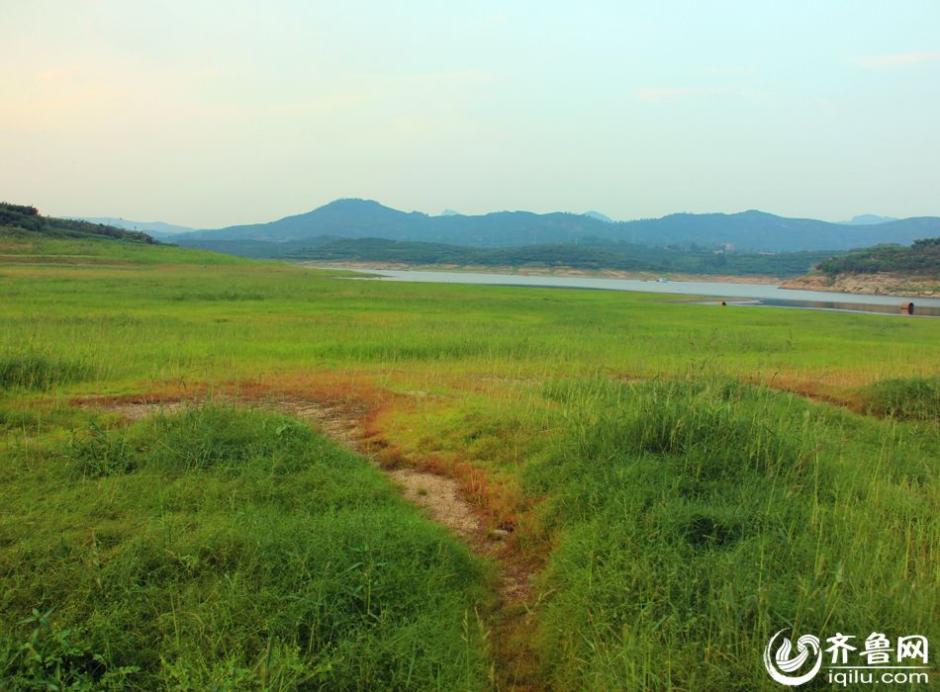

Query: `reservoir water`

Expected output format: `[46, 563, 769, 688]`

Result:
[341, 268, 940, 317]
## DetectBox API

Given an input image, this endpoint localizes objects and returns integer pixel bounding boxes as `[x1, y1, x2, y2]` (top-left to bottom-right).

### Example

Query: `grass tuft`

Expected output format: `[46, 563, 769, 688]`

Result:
[0, 351, 93, 391]
[861, 376, 940, 421]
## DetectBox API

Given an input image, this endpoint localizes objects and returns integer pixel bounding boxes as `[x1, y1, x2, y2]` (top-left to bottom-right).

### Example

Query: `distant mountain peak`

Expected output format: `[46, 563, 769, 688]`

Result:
[583, 210, 613, 223]
[842, 214, 898, 226]
[319, 198, 390, 210]
[309, 198, 428, 219]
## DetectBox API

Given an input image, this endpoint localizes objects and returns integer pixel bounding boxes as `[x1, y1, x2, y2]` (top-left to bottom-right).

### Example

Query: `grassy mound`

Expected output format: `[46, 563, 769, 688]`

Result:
[526, 380, 938, 690]
[861, 376, 940, 421]
[0, 405, 490, 690]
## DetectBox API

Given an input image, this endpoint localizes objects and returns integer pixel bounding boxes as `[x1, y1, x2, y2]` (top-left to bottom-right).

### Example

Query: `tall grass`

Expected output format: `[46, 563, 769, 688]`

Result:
[0, 351, 93, 391]
[861, 376, 940, 421]
[0, 406, 490, 689]
[525, 379, 938, 690]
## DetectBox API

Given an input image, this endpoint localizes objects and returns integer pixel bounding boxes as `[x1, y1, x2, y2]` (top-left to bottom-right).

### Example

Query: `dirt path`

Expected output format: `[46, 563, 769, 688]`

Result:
[274, 397, 541, 690]
[74, 392, 542, 690]
[277, 398, 485, 541]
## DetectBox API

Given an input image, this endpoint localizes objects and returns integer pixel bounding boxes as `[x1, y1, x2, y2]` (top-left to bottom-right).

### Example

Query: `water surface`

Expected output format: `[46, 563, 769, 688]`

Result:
[340, 268, 940, 316]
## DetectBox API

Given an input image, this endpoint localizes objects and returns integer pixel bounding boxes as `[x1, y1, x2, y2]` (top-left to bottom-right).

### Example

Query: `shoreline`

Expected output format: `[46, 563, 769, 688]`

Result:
[296, 261, 782, 286]
[782, 272, 940, 298]
[300, 261, 940, 299]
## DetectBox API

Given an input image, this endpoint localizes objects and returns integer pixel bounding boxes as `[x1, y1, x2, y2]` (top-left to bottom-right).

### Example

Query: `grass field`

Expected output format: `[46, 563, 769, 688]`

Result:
[1, 230, 938, 690]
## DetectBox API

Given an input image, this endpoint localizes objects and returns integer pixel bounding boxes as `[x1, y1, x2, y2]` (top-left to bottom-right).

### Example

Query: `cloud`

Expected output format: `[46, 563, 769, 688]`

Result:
[635, 86, 730, 103]
[857, 51, 940, 68]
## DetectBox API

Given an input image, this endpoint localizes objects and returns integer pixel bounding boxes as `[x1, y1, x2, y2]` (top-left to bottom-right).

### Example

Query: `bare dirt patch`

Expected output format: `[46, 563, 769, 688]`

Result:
[387, 470, 481, 537]
[70, 392, 203, 421]
[107, 401, 187, 420]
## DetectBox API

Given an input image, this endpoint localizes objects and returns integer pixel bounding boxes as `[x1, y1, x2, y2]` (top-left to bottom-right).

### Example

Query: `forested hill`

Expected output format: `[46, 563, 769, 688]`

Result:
[0, 203, 155, 243]
[178, 235, 834, 277]
[174, 198, 940, 252]
[817, 238, 940, 275]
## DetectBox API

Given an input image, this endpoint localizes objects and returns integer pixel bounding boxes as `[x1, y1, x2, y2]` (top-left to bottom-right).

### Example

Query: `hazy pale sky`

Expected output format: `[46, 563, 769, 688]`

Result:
[2, 1, 939, 227]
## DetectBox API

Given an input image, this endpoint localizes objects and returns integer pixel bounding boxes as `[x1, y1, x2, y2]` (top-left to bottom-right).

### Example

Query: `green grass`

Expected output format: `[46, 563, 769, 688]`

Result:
[1, 247, 939, 392]
[0, 350, 94, 391]
[0, 225, 248, 265]
[861, 376, 940, 421]
[0, 405, 489, 690]
[1, 235, 938, 689]
[523, 379, 937, 689]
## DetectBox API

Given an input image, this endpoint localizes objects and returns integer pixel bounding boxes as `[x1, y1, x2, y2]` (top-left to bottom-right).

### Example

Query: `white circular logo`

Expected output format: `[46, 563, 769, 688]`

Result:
[763, 629, 823, 686]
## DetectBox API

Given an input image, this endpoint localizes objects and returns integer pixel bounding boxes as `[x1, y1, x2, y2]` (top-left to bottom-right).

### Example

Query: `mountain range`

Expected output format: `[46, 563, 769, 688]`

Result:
[78, 217, 195, 235]
[98, 199, 940, 253]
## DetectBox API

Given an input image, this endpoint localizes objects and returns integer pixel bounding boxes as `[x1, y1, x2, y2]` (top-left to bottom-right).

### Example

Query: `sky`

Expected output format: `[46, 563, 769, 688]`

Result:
[1, 1, 939, 228]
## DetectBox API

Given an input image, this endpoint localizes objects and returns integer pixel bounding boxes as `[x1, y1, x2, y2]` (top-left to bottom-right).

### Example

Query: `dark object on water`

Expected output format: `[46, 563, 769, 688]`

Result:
[905, 302, 915, 315]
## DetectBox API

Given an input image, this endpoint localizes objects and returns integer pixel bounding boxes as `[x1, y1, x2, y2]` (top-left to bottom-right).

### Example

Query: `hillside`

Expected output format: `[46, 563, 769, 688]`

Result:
[173, 198, 940, 252]
[179, 235, 833, 277]
[783, 238, 940, 296]
[816, 238, 940, 275]
[0, 203, 155, 243]
[0, 202, 243, 266]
